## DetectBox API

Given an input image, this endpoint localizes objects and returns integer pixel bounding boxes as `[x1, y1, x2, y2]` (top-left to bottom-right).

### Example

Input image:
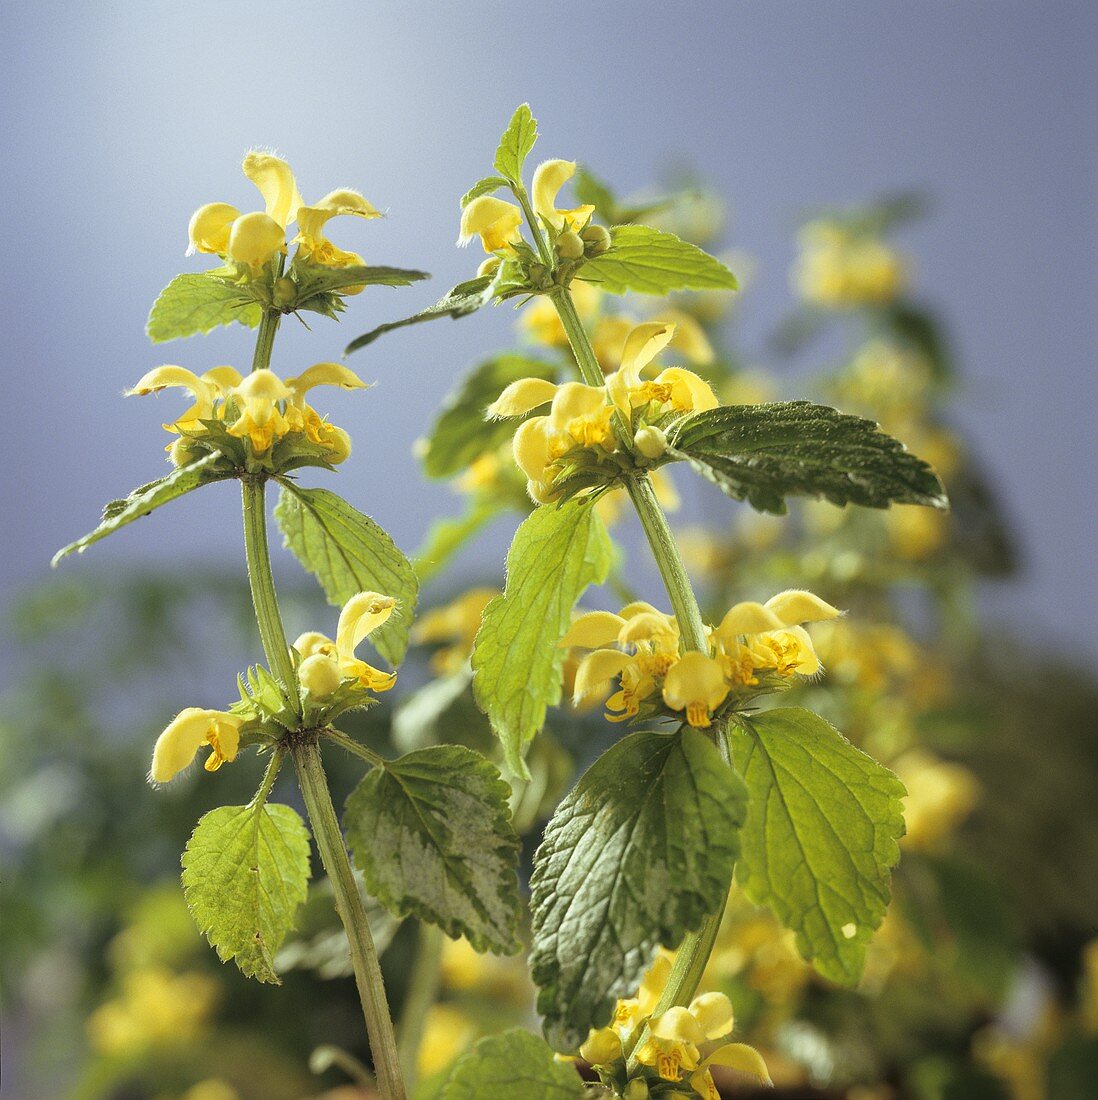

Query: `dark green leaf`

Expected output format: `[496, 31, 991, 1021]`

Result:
[471, 500, 612, 779]
[182, 802, 311, 983]
[274, 484, 418, 666]
[53, 455, 233, 566]
[440, 1029, 584, 1100]
[344, 276, 496, 354]
[577, 225, 738, 295]
[493, 104, 539, 184]
[668, 400, 948, 514]
[345, 745, 522, 954]
[731, 708, 906, 985]
[530, 727, 747, 1049]
[147, 273, 262, 343]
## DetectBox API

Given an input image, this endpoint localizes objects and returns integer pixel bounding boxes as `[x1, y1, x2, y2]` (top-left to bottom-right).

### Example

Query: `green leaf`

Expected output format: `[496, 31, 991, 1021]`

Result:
[440, 1029, 583, 1100]
[730, 707, 906, 985]
[53, 454, 233, 566]
[461, 175, 510, 208]
[668, 400, 949, 514]
[274, 484, 418, 666]
[531, 728, 747, 1049]
[344, 745, 522, 954]
[413, 496, 504, 585]
[471, 500, 612, 779]
[182, 802, 311, 984]
[295, 264, 430, 296]
[422, 354, 557, 479]
[344, 275, 496, 354]
[576, 224, 738, 295]
[493, 103, 539, 184]
[147, 273, 262, 343]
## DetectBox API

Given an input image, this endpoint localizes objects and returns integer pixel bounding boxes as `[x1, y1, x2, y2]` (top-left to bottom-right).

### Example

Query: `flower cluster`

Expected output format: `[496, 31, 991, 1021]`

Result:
[565, 589, 841, 728]
[188, 151, 381, 277]
[148, 591, 397, 784]
[579, 953, 771, 1098]
[792, 219, 906, 308]
[128, 362, 366, 469]
[488, 321, 717, 503]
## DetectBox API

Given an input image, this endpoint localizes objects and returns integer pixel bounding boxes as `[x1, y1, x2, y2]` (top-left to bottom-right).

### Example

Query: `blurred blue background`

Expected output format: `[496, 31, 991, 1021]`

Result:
[1, 0, 1094, 664]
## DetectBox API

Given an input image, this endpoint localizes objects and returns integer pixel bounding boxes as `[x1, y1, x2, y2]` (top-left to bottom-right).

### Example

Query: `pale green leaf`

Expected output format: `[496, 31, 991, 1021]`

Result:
[345, 745, 522, 954]
[53, 454, 233, 566]
[493, 104, 539, 184]
[274, 484, 418, 667]
[731, 707, 906, 985]
[441, 1028, 583, 1100]
[530, 727, 748, 1049]
[667, 401, 948, 514]
[576, 224, 738, 295]
[182, 802, 311, 984]
[461, 175, 510, 208]
[413, 496, 503, 586]
[345, 275, 496, 354]
[147, 273, 262, 343]
[471, 500, 612, 778]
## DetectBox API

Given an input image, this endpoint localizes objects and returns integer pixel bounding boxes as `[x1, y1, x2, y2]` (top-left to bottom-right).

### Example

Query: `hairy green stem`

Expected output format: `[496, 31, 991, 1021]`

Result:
[396, 922, 446, 1087]
[294, 741, 407, 1100]
[251, 305, 281, 373]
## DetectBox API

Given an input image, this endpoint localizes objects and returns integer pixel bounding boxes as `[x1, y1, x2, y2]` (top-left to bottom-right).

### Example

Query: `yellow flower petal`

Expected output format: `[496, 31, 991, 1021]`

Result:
[764, 588, 841, 626]
[298, 653, 342, 700]
[561, 611, 628, 649]
[336, 592, 396, 660]
[487, 378, 559, 418]
[531, 158, 595, 231]
[579, 1026, 622, 1066]
[201, 366, 243, 395]
[458, 196, 523, 252]
[149, 708, 242, 785]
[700, 1042, 773, 1086]
[718, 601, 785, 638]
[242, 150, 303, 228]
[650, 1006, 706, 1046]
[573, 649, 633, 705]
[286, 362, 368, 402]
[226, 211, 286, 270]
[620, 322, 676, 384]
[654, 309, 715, 366]
[648, 367, 719, 413]
[187, 202, 239, 256]
[512, 416, 552, 482]
[293, 631, 335, 659]
[687, 991, 734, 1040]
[662, 653, 730, 728]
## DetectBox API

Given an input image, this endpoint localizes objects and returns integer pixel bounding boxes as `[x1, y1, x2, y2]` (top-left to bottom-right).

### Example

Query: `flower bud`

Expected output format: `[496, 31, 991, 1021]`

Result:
[556, 230, 585, 260]
[581, 224, 612, 255]
[476, 255, 501, 278]
[272, 276, 297, 308]
[227, 211, 286, 270]
[298, 653, 342, 700]
[623, 1081, 650, 1100]
[169, 437, 209, 468]
[326, 425, 352, 464]
[633, 425, 668, 460]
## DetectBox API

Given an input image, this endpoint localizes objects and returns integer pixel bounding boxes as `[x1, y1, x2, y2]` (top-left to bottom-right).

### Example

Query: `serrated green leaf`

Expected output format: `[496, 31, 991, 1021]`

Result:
[471, 500, 612, 779]
[182, 802, 311, 984]
[493, 104, 539, 184]
[461, 175, 510, 208]
[422, 354, 557, 479]
[147, 273, 263, 343]
[295, 263, 430, 296]
[730, 707, 906, 986]
[53, 454, 233, 566]
[274, 484, 418, 667]
[530, 727, 747, 1050]
[345, 745, 522, 954]
[668, 400, 948, 514]
[576, 224, 738, 295]
[344, 275, 496, 354]
[441, 1028, 584, 1100]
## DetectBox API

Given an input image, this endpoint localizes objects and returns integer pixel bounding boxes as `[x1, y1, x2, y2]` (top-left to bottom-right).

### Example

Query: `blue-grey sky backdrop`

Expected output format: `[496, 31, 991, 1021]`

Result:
[2, 0, 1095, 668]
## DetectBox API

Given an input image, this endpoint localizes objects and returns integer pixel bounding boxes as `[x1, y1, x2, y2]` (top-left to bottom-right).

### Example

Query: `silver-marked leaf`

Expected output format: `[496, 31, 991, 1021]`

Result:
[274, 484, 418, 667]
[731, 707, 906, 985]
[441, 1029, 584, 1099]
[182, 802, 311, 984]
[530, 727, 747, 1049]
[471, 500, 612, 779]
[147, 273, 262, 343]
[53, 454, 233, 566]
[345, 745, 522, 954]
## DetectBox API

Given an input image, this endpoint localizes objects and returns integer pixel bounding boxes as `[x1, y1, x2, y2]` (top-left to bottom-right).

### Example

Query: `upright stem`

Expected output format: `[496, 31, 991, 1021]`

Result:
[252, 305, 281, 373]
[396, 922, 446, 1088]
[294, 740, 407, 1100]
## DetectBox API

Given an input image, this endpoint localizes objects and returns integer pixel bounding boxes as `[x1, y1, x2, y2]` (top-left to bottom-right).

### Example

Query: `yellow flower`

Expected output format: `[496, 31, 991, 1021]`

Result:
[292, 591, 398, 701]
[283, 361, 367, 460]
[531, 159, 595, 232]
[894, 750, 980, 852]
[149, 708, 245, 784]
[662, 652, 730, 729]
[412, 587, 498, 675]
[226, 368, 293, 451]
[295, 189, 381, 269]
[519, 281, 603, 347]
[458, 195, 524, 253]
[792, 220, 906, 307]
[127, 364, 242, 434]
[579, 1025, 623, 1067]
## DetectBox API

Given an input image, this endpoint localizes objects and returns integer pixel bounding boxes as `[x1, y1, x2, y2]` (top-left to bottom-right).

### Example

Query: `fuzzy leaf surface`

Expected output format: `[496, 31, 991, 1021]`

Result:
[147, 273, 262, 342]
[461, 175, 510, 208]
[731, 707, 906, 985]
[530, 727, 747, 1049]
[471, 500, 612, 778]
[53, 454, 232, 566]
[345, 745, 522, 954]
[182, 802, 311, 984]
[576, 225, 738, 294]
[275, 484, 418, 666]
[668, 400, 948, 514]
[493, 104, 539, 183]
[441, 1028, 584, 1100]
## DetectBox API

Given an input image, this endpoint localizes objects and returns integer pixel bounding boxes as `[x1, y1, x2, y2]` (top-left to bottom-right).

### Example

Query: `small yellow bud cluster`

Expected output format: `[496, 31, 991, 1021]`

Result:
[792, 220, 906, 308]
[565, 590, 841, 728]
[127, 361, 366, 468]
[188, 151, 381, 278]
[579, 952, 771, 1098]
